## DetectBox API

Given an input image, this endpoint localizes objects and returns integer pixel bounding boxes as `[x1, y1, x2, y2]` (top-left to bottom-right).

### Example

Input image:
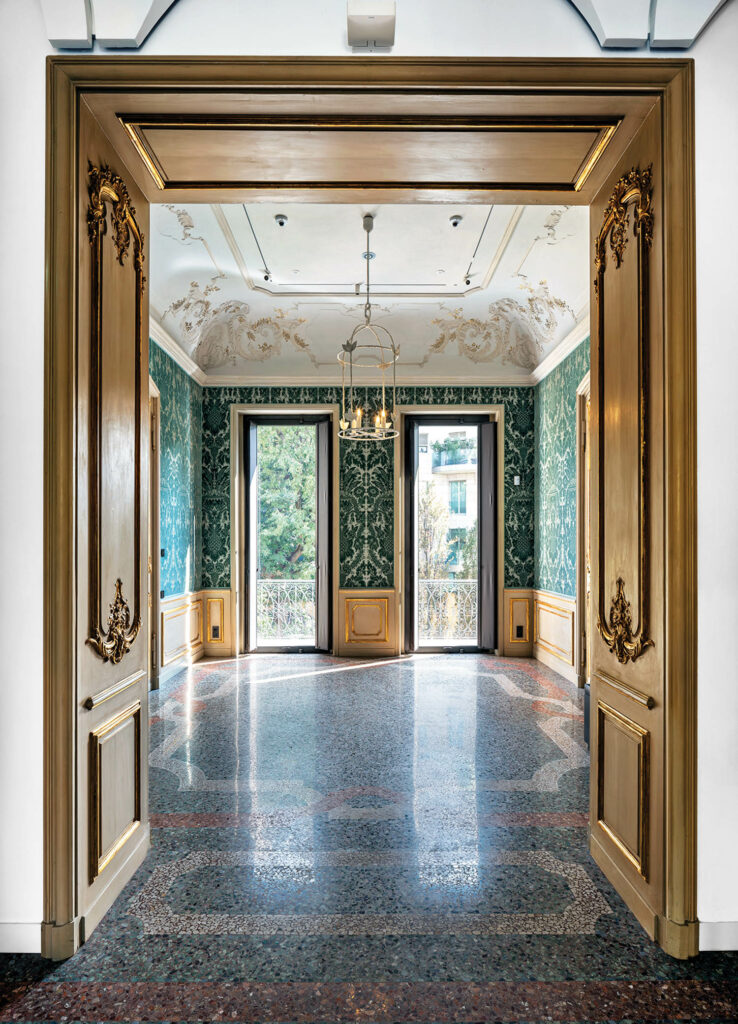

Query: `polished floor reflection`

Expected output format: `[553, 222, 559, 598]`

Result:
[1, 653, 737, 1022]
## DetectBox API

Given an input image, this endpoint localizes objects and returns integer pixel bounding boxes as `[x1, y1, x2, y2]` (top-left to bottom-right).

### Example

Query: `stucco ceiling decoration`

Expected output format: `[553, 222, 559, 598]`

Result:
[150, 201, 589, 384]
[426, 282, 574, 373]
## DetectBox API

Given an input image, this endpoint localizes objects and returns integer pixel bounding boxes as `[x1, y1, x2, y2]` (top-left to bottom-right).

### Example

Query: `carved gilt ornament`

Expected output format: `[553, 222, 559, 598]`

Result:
[594, 166, 654, 665]
[86, 165, 144, 663]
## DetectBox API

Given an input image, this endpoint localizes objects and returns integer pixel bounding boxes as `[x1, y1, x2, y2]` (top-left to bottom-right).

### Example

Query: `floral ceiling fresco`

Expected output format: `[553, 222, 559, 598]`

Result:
[150, 202, 589, 382]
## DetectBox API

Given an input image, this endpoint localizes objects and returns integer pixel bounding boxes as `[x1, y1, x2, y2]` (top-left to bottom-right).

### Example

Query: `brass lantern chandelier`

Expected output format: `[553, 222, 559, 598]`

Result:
[338, 214, 399, 441]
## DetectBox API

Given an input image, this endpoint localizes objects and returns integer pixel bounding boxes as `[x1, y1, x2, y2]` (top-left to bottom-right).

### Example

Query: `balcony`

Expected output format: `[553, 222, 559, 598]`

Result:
[431, 448, 477, 471]
[417, 578, 478, 645]
[256, 578, 315, 645]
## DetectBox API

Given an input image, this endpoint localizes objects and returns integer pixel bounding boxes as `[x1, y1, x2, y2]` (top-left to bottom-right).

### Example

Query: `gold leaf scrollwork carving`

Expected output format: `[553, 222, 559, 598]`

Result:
[594, 166, 654, 665]
[86, 165, 145, 665]
[88, 579, 141, 665]
[598, 577, 654, 665]
[594, 165, 653, 273]
[87, 164, 145, 268]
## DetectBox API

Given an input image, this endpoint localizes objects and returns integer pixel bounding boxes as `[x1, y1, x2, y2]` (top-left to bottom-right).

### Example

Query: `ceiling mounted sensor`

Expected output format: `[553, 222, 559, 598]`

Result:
[347, 0, 396, 47]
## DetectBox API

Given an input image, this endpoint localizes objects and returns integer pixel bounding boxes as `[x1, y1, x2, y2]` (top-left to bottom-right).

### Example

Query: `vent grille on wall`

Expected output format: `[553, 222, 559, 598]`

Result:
[347, 1, 396, 47]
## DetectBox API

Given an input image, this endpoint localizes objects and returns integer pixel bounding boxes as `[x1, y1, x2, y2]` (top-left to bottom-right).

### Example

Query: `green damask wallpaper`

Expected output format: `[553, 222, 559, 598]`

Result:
[534, 337, 590, 598]
[149, 341, 203, 596]
[200, 384, 535, 591]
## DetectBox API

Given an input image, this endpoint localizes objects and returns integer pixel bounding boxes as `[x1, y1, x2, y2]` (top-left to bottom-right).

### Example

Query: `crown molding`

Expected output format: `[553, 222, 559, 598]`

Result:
[530, 317, 590, 384]
[202, 372, 535, 388]
[149, 317, 207, 385]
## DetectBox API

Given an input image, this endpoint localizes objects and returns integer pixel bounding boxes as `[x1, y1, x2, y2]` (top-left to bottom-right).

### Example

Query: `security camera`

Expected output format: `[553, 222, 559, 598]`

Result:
[264, 272, 272, 282]
[465, 277, 471, 286]
[274, 214, 288, 227]
[450, 214, 463, 228]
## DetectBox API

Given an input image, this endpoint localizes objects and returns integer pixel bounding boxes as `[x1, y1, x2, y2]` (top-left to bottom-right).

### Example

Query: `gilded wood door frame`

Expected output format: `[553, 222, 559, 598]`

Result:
[148, 379, 161, 690]
[576, 373, 591, 689]
[44, 57, 696, 959]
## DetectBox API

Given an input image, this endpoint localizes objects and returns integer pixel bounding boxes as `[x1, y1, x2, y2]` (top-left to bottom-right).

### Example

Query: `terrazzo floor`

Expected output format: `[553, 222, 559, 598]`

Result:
[1, 652, 736, 1022]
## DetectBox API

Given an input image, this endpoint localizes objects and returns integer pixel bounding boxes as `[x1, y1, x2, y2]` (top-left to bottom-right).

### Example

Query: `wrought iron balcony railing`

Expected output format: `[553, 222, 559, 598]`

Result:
[256, 578, 315, 644]
[417, 578, 478, 643]
[256, 577, 478, 646]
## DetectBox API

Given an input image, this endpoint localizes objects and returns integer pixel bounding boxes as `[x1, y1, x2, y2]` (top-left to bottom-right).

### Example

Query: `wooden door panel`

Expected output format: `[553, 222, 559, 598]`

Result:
[596, 700, 649, 876]
[589, 105, 665, 932]
[76, 101, 150, 939]
[89, 701, 142, 883]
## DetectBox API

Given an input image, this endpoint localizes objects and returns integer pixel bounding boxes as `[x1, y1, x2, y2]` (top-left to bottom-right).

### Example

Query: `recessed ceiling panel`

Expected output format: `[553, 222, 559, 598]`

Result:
[227, 204, 495, 294]
[121, 116, 619, 193]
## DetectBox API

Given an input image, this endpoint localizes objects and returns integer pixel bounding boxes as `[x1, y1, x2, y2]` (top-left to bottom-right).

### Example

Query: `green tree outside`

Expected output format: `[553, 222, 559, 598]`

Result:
[417, 482, 450, 580]
[460, 521, 478, 578]
[257, 424, 316, 580]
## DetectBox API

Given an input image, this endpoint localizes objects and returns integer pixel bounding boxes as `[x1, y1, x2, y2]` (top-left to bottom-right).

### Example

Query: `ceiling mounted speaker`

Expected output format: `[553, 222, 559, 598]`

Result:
[347, 0, 396, 47]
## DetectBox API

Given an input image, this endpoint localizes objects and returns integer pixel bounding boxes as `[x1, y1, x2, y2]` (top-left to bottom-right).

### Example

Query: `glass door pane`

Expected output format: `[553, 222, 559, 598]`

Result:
[254, 423, 317, 648]
[416, 424, 479, 647]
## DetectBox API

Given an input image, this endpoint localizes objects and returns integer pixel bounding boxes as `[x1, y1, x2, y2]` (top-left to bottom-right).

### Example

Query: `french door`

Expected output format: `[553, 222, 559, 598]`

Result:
[244, 415, 332, 652]
[404, 416, 498, 652]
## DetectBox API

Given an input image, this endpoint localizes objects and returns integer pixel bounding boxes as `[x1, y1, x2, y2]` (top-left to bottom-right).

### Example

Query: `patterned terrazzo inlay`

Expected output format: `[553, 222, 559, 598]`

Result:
[1, 652, 736, 1024]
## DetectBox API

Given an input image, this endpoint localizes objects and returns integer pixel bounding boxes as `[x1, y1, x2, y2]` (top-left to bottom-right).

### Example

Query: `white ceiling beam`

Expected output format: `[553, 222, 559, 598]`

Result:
[568, 0, 651, 47]
[40, 0, 92, 48]
[651, 0, 731, 48]
[92, 0, 178, 48]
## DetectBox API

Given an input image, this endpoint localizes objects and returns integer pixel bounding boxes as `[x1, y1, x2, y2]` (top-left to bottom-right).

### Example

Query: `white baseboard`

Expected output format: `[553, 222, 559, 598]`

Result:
[699, 920, 738, 951]
[0, 921, 41, 953]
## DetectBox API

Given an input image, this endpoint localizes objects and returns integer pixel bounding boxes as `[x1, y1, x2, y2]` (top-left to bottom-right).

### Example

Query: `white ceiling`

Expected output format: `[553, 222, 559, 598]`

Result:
[149, 201, 590, 383]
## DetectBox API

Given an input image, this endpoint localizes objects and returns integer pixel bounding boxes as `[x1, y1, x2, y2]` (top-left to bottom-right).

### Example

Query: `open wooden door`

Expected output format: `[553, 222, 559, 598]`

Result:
[43, 96, 151, 958]
[75, 101, 151, 948]
[588, 97, 696, 958]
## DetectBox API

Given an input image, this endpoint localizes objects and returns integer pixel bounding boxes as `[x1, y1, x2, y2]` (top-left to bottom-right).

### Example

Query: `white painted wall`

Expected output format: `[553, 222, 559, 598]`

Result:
[0, 0, 736, 952]
[0, 0, 51, 955]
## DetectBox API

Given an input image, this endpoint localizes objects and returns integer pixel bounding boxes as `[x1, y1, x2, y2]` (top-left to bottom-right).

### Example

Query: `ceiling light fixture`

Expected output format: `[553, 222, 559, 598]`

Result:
[338, 214, 399, 442]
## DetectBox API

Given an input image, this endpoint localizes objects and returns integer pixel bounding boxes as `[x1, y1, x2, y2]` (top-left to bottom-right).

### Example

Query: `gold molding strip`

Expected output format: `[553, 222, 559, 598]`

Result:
[83, 669, 146, 711]
[596, 670, 656, 711]
[118, 114, 620, 193]
[594, 166, 655, 665]
[206, 597, 226, 645]
[88, 701, 142, 883]
[161, 599, 203, 666]
[596, 700, 650, 879]
[573, 123, 618, 192]
[345, 598, 390, 644]
[533, 597, 574, 664]
[85, 166, 145, 664]
[508, 596, 530, 644]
